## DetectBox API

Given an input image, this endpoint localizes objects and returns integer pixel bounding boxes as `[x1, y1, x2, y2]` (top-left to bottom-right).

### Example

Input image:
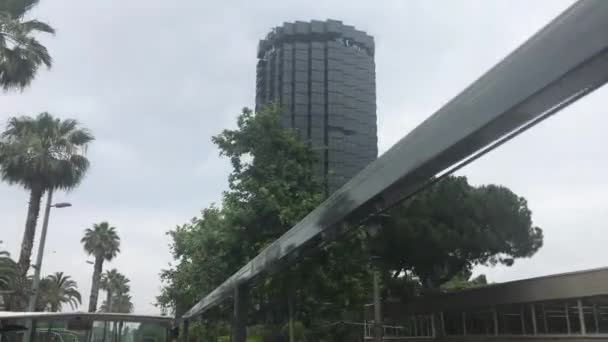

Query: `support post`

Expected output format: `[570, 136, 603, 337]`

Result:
[493, 309, 499, 336]
[373, 267, 383, 342]
[542, 304, 548, 333]
[578, 299, 586, 335]
[233, 284, 249, 342]
[593, 304, 600, 334]
[180, 320, 189, 342]
[288, 287, 295, 342]
[565, 303, 571, 334]
[531, 305, 538, 335]
[521, 306, 526, 334]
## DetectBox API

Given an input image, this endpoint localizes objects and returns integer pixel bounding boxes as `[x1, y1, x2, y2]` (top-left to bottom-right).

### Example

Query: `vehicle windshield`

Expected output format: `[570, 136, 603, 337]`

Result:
[0, 317, 169, 342]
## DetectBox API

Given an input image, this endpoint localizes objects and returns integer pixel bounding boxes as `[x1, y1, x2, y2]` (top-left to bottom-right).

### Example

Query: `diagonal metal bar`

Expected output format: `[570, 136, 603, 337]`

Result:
[180, 0, 608, 320]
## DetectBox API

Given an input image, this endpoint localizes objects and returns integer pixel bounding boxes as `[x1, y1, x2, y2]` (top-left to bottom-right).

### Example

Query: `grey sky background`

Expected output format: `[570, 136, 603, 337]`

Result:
[3, 0, 605, 315]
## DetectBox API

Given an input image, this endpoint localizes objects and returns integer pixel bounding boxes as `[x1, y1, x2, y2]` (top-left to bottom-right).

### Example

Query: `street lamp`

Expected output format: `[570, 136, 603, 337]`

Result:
[27, 188, 72, 312]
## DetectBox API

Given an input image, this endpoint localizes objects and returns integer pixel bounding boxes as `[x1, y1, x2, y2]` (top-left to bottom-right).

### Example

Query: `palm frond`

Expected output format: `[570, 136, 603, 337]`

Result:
[68, 129, 95, 146]
[82, 222, 121, 261]
[0, 0, 40, 18]
[0, 112, 94, 190]
[0, 2, 54, 90]
[0, 251, 17, 290]
[20, 20, 55, 34]
[37, 271, 82, 311]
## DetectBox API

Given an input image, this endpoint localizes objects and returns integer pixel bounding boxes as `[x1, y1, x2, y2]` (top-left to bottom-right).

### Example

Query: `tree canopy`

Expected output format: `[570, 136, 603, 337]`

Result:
[0, 0, 54, 90]
[159, 106, 373, 337]
[372, 176, 543, 289]
[37, 272, 82, 312]
[158, 105, 544, 339]
[0, 250, 16, 294]
[100, 268, 131, 313]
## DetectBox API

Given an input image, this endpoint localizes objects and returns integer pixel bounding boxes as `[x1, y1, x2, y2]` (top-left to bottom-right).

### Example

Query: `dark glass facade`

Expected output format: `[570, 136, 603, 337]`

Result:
[256, 20, 378, 193]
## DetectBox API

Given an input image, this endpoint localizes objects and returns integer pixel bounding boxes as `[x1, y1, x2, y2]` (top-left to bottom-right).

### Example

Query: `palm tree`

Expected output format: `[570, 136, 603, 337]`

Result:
[0, 252, 29, 311]
[101, 293, 134, 342]
[0, 0, 55, 91]
[101, 293, 133, 314]
[37, 272, 82, 312]
[0, 113, 94, 277]
[0, 250, 16, 290]
[81, 222, 120, 313]
[100, 269, 130, 342]
[100, 269, 130, 313]
[0, 251, 17, 310]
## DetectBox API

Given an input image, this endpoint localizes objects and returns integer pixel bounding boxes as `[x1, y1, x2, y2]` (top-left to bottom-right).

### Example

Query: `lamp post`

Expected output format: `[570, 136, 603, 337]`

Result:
[27, 188, 72, 311]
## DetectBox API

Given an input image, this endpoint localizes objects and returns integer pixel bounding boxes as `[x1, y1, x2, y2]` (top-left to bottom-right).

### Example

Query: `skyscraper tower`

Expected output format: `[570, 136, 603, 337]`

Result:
[256, 20, 378, 193]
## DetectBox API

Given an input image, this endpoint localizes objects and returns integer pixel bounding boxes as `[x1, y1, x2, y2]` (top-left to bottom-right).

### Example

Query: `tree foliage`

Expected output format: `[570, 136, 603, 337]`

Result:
[440, 270, 488, 291]
[100, 293, 134, 314]
[0, 250, 28, 311]
[0, 0, 55, 90]
[158, 105, 544, 337]
[0, 250, 16, 291]
[373, 176, 543, 289]
[158, 106, 372, 330]
[98, 268, 133, 315]
[37, 271, 82, 312]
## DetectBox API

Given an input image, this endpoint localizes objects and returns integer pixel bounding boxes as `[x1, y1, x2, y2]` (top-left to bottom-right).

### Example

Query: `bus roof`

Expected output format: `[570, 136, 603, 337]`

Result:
[0, 312, 173, 325]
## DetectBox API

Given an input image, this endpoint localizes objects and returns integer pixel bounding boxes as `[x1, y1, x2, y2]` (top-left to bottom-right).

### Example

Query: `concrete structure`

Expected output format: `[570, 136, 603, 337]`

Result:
[364, 267, 608, 341]
[256, 19, 378, 192]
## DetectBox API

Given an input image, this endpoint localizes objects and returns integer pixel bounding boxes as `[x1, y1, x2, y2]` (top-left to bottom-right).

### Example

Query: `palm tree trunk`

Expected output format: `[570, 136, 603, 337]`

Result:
[88, 257, 103, 312]
[107, 290, 113, 313]
[17, 186, 44, 278]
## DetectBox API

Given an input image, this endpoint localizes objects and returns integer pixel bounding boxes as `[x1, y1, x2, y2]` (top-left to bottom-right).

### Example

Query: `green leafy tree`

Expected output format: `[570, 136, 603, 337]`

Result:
[159, 105, 327, 314]
[0, 113, 94, 278]
[37, 271, 82, 312]
[81, 222, 121, 313]
[158, 206, 239, 316]
[0, 0, 55, 90]
[373, 176, 543, 289]
[159, 105, 543, 339]
[159, 105, 372, 334]
[440, 270, 488, 291]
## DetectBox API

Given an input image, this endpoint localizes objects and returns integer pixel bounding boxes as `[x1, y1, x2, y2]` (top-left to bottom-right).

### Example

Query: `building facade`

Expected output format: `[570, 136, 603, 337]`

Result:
[364, 267, 608, 341]
[256, 20, 378, 193]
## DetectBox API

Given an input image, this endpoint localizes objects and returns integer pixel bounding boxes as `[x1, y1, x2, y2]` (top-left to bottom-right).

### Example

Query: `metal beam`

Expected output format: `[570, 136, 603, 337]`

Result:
[180, 0, 608, 320]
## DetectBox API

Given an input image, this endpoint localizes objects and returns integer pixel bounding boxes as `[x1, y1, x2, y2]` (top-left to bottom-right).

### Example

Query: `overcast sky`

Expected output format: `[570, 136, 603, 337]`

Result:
[4, 0, 606, 315]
